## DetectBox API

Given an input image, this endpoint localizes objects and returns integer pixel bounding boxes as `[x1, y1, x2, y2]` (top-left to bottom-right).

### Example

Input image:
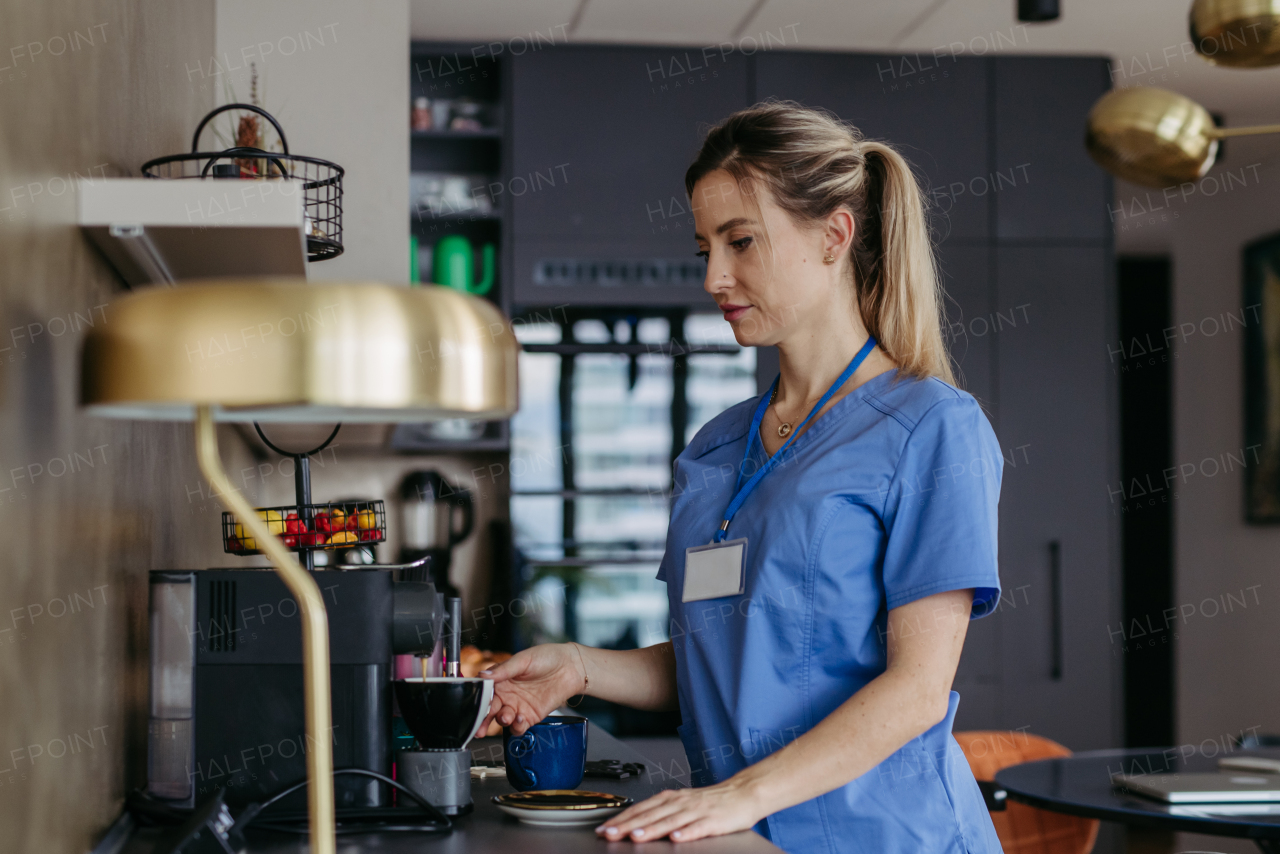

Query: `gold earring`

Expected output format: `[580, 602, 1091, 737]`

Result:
[823, 254, 835, 265]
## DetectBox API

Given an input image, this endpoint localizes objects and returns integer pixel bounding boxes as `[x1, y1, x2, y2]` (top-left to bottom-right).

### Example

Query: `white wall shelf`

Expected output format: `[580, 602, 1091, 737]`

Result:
[78, 178, 308, 286]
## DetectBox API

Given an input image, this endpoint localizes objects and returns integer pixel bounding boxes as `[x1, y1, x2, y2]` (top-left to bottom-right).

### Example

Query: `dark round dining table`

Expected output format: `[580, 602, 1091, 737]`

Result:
[994, 747, 1280, 853]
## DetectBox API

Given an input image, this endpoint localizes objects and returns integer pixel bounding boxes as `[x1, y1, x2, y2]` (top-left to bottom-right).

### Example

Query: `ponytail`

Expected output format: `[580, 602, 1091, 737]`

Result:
[854, 142, 952, 384]
[685, 101, 954, 385]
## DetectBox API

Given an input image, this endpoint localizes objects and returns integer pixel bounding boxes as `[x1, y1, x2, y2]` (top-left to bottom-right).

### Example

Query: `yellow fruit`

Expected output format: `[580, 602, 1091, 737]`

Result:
[327, 531, 358, 546]
[355, 509, 377, 530]
[257, 509, 286, 535]
[329, 508, 347, 528]
[230, 521, 260, 550]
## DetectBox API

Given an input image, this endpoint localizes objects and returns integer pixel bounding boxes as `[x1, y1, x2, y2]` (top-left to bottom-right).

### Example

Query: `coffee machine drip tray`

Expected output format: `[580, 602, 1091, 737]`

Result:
[398, 749, 473, 815]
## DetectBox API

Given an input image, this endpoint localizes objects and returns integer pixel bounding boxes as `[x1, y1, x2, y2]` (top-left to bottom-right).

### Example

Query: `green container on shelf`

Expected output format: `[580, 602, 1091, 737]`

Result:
[432, 235, 494, 296]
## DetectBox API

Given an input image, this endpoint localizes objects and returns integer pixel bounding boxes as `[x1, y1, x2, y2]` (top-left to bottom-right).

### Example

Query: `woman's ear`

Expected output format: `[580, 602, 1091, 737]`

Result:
[824, 207, 856, 259]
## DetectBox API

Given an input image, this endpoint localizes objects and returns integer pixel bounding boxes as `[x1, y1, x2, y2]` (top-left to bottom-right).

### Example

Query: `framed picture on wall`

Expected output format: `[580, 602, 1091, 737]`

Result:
[1244, 233, 1280, 523]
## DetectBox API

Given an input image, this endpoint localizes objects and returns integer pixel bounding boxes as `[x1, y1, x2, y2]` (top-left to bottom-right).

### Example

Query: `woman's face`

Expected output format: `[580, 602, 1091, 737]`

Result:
[692, 168, 852, 347]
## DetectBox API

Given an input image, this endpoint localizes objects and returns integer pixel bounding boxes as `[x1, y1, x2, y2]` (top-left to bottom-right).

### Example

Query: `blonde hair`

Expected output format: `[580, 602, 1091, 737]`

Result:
[685, 101, 954, 385]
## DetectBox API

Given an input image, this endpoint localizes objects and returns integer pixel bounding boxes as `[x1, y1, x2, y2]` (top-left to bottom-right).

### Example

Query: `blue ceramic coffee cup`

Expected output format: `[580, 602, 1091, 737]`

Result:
[504, 715, 588, 791]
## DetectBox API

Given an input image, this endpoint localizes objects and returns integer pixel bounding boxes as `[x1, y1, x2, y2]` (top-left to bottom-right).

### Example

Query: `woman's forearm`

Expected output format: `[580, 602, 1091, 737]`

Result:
[575, 641, 678, 712]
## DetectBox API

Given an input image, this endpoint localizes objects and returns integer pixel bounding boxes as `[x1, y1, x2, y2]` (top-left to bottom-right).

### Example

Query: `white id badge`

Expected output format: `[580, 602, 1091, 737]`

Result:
[682, 538, 747, 602]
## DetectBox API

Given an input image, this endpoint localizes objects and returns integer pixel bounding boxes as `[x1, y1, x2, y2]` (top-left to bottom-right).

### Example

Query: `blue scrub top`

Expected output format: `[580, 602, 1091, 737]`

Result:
[657, 369, 1004, 854]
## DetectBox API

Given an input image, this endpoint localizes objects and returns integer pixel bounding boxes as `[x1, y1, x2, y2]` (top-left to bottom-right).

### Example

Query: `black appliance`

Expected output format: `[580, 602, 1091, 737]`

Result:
[398, 471, 473, 598]
[147, 568, 443, 810]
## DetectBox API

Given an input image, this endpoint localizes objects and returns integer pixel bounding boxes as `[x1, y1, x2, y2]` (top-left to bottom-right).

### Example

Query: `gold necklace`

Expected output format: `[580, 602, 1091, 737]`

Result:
[768, 383, 797, 438]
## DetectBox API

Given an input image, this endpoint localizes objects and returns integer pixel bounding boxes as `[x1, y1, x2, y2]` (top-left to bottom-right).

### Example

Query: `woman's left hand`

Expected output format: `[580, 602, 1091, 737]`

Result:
[595, 778, 763, 843]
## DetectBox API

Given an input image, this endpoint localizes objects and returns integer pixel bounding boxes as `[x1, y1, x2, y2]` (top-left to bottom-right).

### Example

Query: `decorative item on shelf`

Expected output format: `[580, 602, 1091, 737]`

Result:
[431, 98, 453, 131]
[412, 96, 433, 131]
[79, 278, 519, 854]
[433, 235, 494, 295]
[410, 172, 493, 219]
[1190, 0, 1280, 67]
[449, 98, 485, 132]
[141, 103, 345, 261]
[1085, 86, 1280, 187]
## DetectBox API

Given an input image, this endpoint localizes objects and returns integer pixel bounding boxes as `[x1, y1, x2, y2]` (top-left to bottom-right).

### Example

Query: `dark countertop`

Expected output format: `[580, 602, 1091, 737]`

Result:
[124, 722, 782, 853]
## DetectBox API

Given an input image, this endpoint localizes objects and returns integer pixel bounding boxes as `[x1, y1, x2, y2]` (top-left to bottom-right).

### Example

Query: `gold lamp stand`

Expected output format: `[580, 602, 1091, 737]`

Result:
[194, 405, 336, 854]
[79, 280, 520, 854]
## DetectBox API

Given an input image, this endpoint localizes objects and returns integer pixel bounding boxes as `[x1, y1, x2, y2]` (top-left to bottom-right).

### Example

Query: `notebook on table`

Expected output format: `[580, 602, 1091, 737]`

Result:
[1113, 771, 1280, 804]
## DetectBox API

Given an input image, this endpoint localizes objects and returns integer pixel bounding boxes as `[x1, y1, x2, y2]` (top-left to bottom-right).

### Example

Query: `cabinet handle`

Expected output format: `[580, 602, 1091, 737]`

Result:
[1049, 540, 1063, 681]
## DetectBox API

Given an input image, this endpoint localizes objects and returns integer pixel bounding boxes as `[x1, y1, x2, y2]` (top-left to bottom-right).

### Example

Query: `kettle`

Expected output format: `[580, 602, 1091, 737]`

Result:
[432, 235, 494, 296]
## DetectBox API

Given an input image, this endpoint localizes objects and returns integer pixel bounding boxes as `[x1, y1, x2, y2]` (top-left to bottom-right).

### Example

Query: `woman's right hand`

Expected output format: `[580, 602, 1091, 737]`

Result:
[478, 643, 586, 736]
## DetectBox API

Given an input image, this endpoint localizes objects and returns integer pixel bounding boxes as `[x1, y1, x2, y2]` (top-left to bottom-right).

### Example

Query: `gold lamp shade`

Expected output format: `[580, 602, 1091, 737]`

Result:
[1085, 87, 1220, 188]
[1086, 86, 1280, 188]
[1191, 0, 1280, 67]
[81, 279, 518, 421]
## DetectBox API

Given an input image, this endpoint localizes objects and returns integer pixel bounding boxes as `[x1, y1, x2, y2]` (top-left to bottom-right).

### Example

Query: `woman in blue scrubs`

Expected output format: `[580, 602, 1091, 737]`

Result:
[481, 102, 1004, 852]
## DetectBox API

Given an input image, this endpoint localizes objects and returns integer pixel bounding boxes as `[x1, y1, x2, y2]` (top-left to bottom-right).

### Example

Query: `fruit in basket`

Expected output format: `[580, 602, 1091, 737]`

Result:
[282, 512, 306, 549]
[328, 531, 358, 546]
[316, 508, 347, 534]
[257, 509, 286, 535]
[301, 531, 326, 547]
[358, 530, 379, 542]
[230, 522, 258, 551]
[355, 508, 377, 531]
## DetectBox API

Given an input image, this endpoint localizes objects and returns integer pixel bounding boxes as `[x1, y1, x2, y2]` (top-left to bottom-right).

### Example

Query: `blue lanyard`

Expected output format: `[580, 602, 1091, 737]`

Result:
[713, 336, 877, 543]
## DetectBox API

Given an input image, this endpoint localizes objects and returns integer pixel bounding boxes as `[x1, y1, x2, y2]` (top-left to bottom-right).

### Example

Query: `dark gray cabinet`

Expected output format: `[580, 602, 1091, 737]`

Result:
[993, 57, 1113, 242]
[983, 245, 1119, 750]
[935, 244, 996, 409]
[753, 51, 992, 243]
[510, 46, 749, 308]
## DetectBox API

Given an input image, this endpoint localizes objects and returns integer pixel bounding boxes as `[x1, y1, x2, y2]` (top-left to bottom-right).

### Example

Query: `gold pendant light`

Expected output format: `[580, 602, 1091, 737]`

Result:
[1086, 86, 1280, 187]
[1191, 0, 1280, 67]
[81, 278, 518, 854]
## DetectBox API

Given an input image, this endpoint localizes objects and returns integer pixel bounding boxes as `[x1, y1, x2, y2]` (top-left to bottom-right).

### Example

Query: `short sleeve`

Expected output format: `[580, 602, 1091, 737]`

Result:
[880, 396, 1002, 617]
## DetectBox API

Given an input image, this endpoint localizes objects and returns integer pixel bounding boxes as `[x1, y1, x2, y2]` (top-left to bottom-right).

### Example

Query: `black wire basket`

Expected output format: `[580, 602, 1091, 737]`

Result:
[222, 500, 385, 555]
[141, 103, 344, 261]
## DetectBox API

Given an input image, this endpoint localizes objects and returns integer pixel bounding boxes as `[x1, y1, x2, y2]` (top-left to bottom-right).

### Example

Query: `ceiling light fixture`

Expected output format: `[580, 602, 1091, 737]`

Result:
[1018, 0, 1061, 23]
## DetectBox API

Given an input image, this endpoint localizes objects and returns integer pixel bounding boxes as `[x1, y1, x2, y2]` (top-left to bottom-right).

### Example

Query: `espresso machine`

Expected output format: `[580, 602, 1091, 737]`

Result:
[398, 471, 473, 598]
[147, 568, 447, 810]
[146, 429, 455, 812]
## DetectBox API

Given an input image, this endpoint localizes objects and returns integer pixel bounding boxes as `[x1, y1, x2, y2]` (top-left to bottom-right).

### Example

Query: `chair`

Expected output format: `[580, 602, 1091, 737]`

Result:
[954, 730, 1099, 854]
